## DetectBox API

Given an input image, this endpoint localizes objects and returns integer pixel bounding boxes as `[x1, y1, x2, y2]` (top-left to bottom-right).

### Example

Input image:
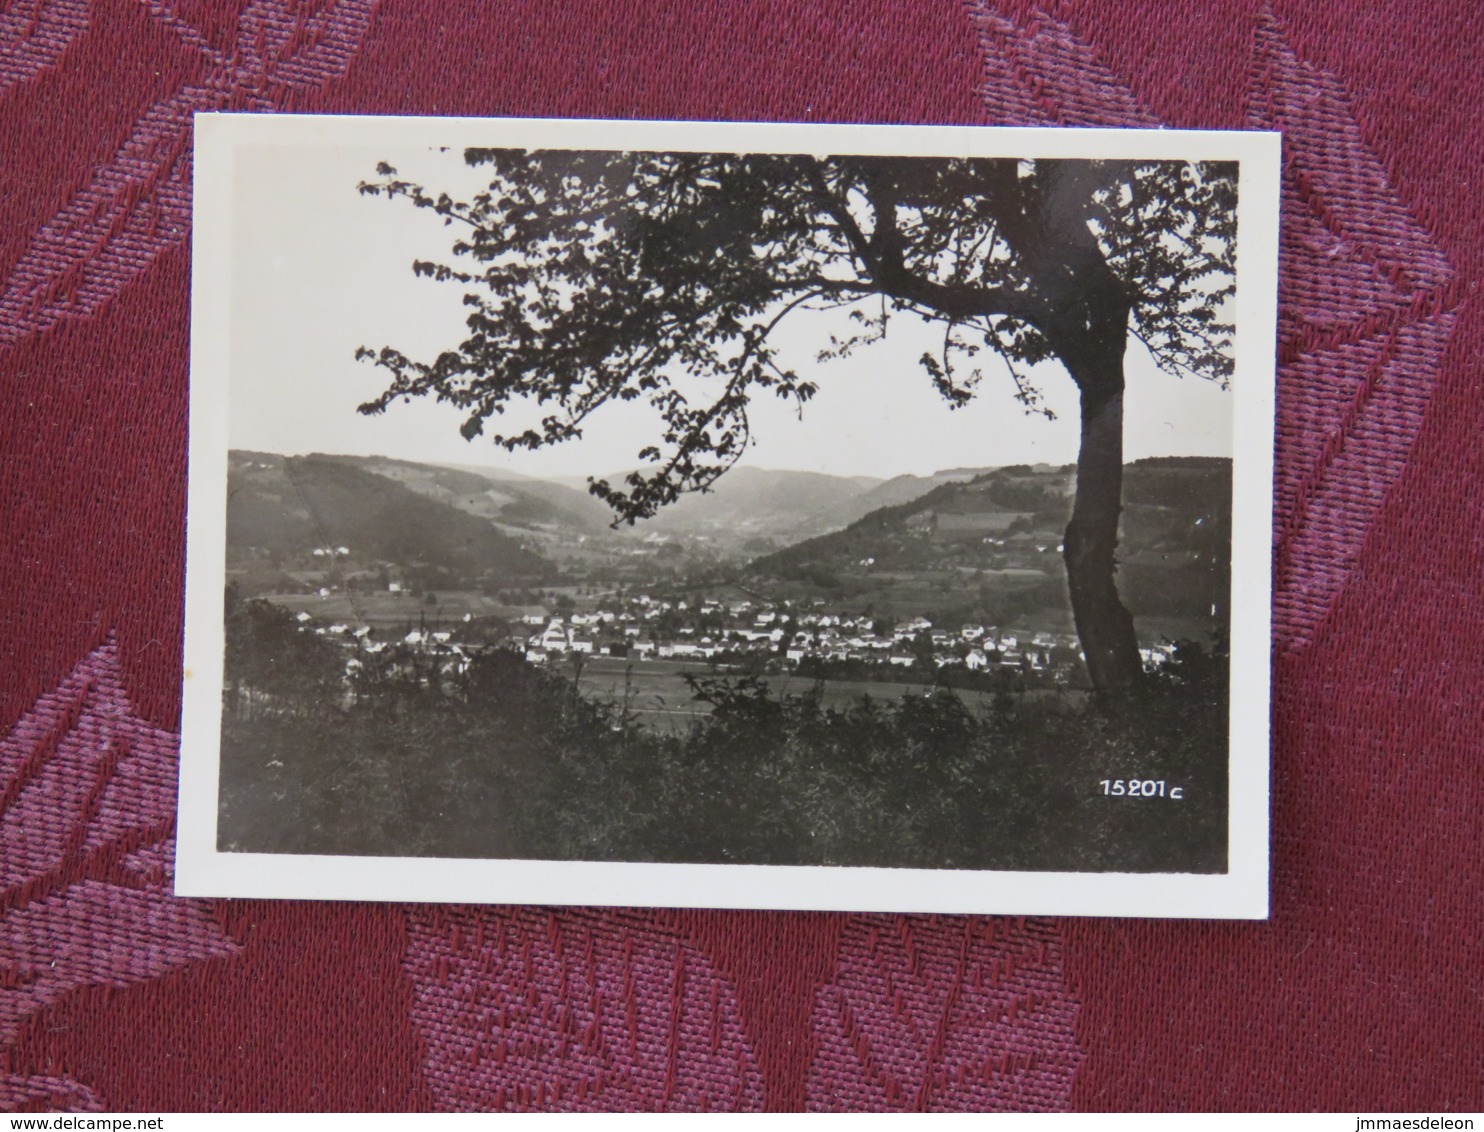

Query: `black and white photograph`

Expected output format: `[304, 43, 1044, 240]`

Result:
[179, 116, 1277, 916]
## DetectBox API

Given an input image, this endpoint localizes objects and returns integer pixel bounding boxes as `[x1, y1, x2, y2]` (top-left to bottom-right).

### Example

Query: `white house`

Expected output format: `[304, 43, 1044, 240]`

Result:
[1140, 644, 1177, 671]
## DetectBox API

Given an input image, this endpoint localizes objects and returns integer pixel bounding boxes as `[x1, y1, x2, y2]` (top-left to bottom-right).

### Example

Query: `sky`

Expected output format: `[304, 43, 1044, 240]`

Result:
[228, 144, 1234, 483]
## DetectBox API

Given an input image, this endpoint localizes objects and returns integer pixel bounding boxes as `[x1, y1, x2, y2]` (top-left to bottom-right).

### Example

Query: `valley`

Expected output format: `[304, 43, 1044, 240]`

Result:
[226, 449, 1230, 712]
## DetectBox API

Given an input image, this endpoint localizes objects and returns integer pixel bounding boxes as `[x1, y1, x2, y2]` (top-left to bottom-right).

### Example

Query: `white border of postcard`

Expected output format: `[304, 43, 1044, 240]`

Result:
[179, 113, 1277, 918]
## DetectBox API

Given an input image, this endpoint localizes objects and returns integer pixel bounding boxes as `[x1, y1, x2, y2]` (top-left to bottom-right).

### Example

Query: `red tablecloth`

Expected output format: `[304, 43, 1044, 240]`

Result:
[2, 0, 1480, 1111]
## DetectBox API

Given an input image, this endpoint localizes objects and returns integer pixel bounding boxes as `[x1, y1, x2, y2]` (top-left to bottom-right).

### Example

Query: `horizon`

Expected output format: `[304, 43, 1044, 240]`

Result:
[229, 444, 1233, 486]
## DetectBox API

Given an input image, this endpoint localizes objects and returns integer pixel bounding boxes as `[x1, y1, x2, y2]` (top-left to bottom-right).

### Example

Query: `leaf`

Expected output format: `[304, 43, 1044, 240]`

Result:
[404, 906, 766, 1111]
[805, 915, 1081, 1111]
[0, 1074, 102, 1113]
[1248, 15, 1458, 651]
[969, 4, 1157, 127]
[0, 644, 241, 1077]
[0, 0, 376, 350]
[0, 0, 88, 92]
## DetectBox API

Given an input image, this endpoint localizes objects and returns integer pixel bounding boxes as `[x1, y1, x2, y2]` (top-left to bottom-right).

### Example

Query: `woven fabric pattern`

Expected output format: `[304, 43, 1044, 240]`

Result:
[2, 0, 1481, 1112]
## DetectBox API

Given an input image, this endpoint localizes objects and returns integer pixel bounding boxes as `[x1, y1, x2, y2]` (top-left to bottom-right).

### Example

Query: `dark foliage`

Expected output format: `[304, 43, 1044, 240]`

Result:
[219, 595, 1227, 872]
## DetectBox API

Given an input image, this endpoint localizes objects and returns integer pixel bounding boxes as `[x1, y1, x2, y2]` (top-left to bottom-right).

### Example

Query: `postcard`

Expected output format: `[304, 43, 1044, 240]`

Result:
[178, 114, 1277, 917]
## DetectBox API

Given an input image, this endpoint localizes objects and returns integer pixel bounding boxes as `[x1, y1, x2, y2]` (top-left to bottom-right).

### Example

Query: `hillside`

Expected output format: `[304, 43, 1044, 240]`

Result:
[631, 465, 1002, 549]
[617, 465, 883, 547]
[750, 457, 1231, 633]
[322, 454, 617, 536]
[295, 459, 966, 554]
[833, 466, 998, 523]
[226, 452, 553, 585]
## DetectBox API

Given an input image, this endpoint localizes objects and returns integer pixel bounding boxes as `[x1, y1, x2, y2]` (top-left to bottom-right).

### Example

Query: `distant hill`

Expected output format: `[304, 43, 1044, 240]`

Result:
[570, 465, 886, 548]
[343, 459, 963, 552]
[315, 454, 617, 536]
[751, 466, 1068, 574]
[650, 466, 877, 529]
[631, 465, 999, 548]
[226, 452, 552, 582]
[750, 457, 1232, 628]
[824, 467, 998, 527]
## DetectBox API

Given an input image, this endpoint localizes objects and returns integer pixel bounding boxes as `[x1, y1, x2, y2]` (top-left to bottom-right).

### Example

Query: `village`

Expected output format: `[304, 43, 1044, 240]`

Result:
[512, 595, 1082, 676]
[282, 582, 1180, 703]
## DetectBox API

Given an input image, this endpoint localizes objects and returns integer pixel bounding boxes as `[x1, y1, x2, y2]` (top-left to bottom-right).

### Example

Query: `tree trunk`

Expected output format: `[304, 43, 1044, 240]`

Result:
[1061, 349, 1144, 692]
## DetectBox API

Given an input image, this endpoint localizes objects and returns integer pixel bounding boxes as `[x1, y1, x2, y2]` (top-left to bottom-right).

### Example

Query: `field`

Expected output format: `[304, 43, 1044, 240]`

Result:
[570, 655, 1003, 731]
[248, 588, 508, 628]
